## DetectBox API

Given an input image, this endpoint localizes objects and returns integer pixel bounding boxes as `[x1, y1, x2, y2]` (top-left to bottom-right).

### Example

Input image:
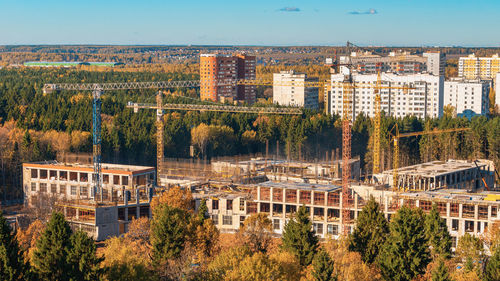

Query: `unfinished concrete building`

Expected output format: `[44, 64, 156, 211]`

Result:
[22, 161, 156, 240]
[375, 160, 495, 191]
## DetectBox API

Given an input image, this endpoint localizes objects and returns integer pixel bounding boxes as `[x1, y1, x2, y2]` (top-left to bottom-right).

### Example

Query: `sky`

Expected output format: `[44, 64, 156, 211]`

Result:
[0, 0, 499, 46]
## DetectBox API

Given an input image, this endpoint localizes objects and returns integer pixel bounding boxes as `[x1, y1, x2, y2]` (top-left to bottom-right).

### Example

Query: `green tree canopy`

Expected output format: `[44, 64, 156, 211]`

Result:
[484, 247, 500, 281]
[281, 205, 318, 266]
[424, 203, 452, 258]
[151, 205, 190, 264]
[67, 231, 104, 281]
[431, 259, 451, 281]
[312, 249, 336, 281]
[0, 211, 28, 281]
[349, 196, 389, 264]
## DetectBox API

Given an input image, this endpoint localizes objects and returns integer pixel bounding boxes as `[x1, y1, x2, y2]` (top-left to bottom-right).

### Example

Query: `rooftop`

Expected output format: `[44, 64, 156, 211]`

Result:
[23, 161, 155, 176]
[381, 160, 488, 178]
[249, 180, 341, 192]
[399, 188, 500, 203]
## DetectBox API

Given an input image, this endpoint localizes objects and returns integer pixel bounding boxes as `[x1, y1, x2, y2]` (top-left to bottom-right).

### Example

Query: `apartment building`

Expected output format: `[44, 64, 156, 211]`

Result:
[443, 79, 490, 117]
[496, 73, 500, 110]
[336, 51, 444, 76]
[326, 73, 444, 120]
[200, 53, 256, 104]
[273, 70, 319, 110]
[458, 54, 500, 80]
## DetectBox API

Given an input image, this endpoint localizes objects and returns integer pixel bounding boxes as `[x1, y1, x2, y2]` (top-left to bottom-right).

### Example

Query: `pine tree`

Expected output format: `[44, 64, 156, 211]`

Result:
[197, 198, 208, 222]
[425, 204, 452, 258]
[67, 231, 104, 281]
[431, 260, 451, 281]
[151, 205, 190, 264]
[484, 247, 500, 281]
[32, 212, 72, 281]
[281, 205, 318, 266]
[378, 206, 431, 281]
[312, 249, 336, 281]
[349, 196, 389, 264]
[0, 211, 28, 281]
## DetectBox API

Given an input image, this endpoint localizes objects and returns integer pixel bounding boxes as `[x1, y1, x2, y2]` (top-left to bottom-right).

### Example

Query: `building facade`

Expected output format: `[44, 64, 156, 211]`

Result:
[200, 53, 256, 104]
[423, 51, 446, 76]
[444, 79, 490, 117]
[273, 70, 319, 110]
[326, 73, 444, 120]
[458, 54, 500, 80]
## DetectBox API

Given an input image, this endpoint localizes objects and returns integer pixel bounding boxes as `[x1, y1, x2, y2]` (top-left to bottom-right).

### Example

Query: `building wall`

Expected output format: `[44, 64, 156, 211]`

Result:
[328, 73, 443, 120]
[423, 52, 445, 76]
[459, 54, 500, 80]
[235, 54, 256, 104]
[496, 73, 500, 110]
[273, 71, 319, 109]
[444, 80, 490, 116]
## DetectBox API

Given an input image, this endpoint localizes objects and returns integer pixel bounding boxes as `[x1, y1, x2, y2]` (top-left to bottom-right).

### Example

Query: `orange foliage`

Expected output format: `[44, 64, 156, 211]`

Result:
[16, 219, 45, 262]
[150, 186, 194, 212]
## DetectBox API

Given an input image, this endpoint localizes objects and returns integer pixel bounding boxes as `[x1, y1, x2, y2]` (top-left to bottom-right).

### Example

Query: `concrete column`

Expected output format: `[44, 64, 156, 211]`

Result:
[474, 204, 479, 220]
[459, 203, 463, 218]
[257, 186, 261, 201]
[416, 199, 420, 208]
[311, 191, 315, 206]
[282, 189, 286, 203]
[296, 190, 300, 204]
[136, 188, 140, 218]
[270, 187, 273, 203]
[488, 205, 492, 220]
[354, 194, 358, 219]
[446, 202, 451, 217]
[324, 191, 328, 207]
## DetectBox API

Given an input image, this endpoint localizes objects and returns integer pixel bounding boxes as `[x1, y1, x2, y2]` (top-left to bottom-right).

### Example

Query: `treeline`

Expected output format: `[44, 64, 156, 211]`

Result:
[2, 188, 499, 280]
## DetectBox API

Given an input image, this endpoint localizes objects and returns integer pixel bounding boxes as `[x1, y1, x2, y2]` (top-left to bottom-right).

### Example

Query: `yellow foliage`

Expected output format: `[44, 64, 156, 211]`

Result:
[150, 186, 194, 212]
[15, 219, 45, 263]
[482, 221, 500, 253]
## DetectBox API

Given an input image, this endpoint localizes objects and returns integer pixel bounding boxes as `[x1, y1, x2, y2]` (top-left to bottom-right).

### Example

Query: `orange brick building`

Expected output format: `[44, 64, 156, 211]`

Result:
[200, 53, 256, 104]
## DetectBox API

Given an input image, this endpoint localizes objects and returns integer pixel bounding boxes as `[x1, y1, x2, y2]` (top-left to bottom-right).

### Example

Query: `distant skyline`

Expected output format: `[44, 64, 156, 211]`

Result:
[0, 0, 499, 47]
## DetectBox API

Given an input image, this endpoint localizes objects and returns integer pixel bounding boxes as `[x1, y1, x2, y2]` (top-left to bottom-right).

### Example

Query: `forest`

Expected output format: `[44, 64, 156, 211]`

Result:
[0, 67, 499, 202]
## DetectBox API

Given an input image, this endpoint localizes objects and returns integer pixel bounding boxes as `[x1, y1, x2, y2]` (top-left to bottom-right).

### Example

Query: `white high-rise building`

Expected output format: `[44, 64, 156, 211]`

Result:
[273, 71, 319, 109]
[496, 73, 500, 111]
[423, 51, 446, 76]
[458, 54, 500, 80]
[326, 73, 444, 120]
[444, 79, 490, 117]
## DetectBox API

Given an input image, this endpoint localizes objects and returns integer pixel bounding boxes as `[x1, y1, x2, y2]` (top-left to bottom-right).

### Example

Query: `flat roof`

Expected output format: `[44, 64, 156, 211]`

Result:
[399, 188, 500, 204]
[381, 160, 487, 178]
[23, 161, 155, 176]
[249, 181, 341, 192]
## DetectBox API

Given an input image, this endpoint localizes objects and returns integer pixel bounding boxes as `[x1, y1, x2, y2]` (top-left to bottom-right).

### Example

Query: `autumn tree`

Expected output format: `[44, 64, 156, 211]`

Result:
[378, 206, 431, 281]
[150, 185, 194, 211]
[349, 196, 389, 264]
[0, 211, 28, 281]
[66, 231, 104, 281]
[192, 218, 220, 262]
[425, 204, 452, 258]
[483, 221, 500, 253]
[151, 205, 190, 264]
[238, 213, 273, 253]
[281, 205, 318, 266]
[197, 198, 208, 222]
[15, 219, 45, 263]
[431, 259, 451, 281]
[484, 247, 500, 281]
[455, 233, 484, 272]
[312, 249, 336, 281]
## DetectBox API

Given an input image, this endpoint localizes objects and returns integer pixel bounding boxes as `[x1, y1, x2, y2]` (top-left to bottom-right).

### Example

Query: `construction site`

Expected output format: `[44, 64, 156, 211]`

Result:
[16, 46, 499, 244]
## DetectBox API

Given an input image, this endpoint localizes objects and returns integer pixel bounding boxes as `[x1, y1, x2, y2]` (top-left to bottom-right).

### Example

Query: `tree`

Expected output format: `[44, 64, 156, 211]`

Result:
[484, 247, 500, 281]
[192, 218, 220, 261]
[151, 205, 190, 264]
[197, 198, 208, 222]
[425, 204, 452, 258]
[15, 219, 45, 263]
[482, 221, 500, 254]
[312, 249, 336, 281]
[31, 212, 72, 281]
[281, 205, 318, 266]
[348, 196, 389, 264]
[150, 186, 194, 212]
[455, 233, 483, 264]
[238, 213, 273, 253]
[67, 231, 104, 281]
[378, 206, 431, 281]
[431, 259, 451, 281]
[0, 211, 28, 281]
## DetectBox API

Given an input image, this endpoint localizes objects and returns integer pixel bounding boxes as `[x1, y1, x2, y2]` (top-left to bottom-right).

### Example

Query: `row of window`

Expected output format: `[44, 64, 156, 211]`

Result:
[29, 169, 129, 185]
[30, 182, 90, 197]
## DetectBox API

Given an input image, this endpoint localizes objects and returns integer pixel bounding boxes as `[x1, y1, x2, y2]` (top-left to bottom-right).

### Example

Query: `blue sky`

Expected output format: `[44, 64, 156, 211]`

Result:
[0, 0, 499, 46]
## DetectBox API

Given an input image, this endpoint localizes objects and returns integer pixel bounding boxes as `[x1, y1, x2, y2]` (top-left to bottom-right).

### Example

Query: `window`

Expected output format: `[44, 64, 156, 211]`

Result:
[113, 175, 120, 185]
[239, 199, 245, 211]
[60, 185, 66, 195]
[40, 183, 47, 193]
[226, 199, 233, 211]
[60, 171, 67, 181]
[313, 223, 323, 234]
[122, 176, 129, 186]
[31, 169, 38, 179]
[80, 186, 88, 197]
[31, 183, 37, 192]
[103, 175, 109, 184]
[51, 184, 57, 193]
[451, 219, 459, 231]
[273, 219, 280, 230]
[465, 221, 474, 232]
[222, 215, 232, 225]
[49, 170, 57, 180]
[80, 173, 88, 182]
[40, 169, 47, 179]
[71, 186, 77, 196]
[212, 199, 219, 210]
[327, 224, 338, 235]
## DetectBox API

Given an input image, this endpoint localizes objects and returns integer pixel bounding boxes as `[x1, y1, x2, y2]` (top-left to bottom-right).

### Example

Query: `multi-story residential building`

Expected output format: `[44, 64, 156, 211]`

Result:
[235, 54, 256, 104]
[273, 70, 319, 110]
[496, 73, 500, 111]
[326, 73, 444, 120]
[22, 161, 156, 240]
[335, 51, 444, 76]
[444, 79, 490, 117]
[200, 53, 256, 104]
[458, 54, 500, 80]
[423, 51, 446, 76]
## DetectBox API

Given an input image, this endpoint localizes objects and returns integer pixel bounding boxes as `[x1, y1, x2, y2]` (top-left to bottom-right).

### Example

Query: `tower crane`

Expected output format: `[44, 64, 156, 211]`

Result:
[389, 124, 471, 191]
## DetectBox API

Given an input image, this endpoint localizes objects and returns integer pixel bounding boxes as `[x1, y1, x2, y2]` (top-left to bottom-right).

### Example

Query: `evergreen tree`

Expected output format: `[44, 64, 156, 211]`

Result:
[197, 198, 208, 222]
[349, 196, 389, 264]
[0, 211, 28, 281]
[424, 204, 452, 258]
[312, 249, 336, 281]
[67, 231, 104, 281]
[151, 205, 190, 264]
[484, 247, 500, 281]
[431, 260, 451, 281]
[281, 205, 318, 266]
[32, 212, 72, 281]
[378, 206, 431, 281]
